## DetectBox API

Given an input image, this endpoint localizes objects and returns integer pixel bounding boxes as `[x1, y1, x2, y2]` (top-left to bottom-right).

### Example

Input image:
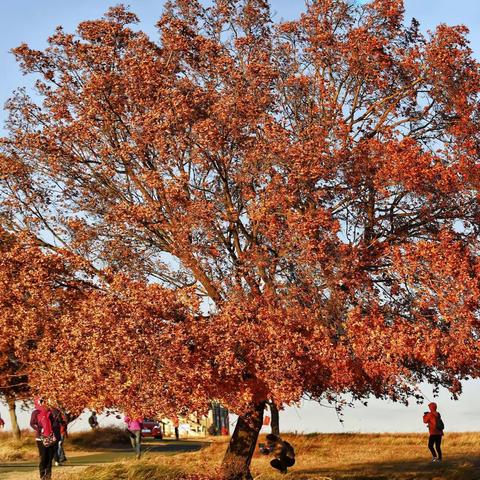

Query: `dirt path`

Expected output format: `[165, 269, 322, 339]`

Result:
[0, 440, 207, 479]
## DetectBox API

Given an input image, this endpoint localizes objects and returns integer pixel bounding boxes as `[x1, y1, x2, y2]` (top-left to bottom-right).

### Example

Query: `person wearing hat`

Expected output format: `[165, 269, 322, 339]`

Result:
[423, 402, 444, 462]
[30, 398, 57, 480]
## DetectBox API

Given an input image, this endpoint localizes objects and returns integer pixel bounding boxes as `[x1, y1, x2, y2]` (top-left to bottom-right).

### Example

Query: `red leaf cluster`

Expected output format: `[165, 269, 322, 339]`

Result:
[1, 0, 479, 417]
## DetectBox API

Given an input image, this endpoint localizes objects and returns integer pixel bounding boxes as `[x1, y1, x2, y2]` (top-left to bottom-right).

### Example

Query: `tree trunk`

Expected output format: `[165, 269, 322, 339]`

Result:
[270, 402, 280, 436]
[221, 402, 265, 480]
[7, 397, 21, 440]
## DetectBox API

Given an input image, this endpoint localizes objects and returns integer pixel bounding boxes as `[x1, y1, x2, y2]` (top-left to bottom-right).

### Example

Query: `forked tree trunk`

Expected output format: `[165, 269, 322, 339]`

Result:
[269, 402, 280, 436]
[221, 402, 265, 480]
[7, 397, 21, 440]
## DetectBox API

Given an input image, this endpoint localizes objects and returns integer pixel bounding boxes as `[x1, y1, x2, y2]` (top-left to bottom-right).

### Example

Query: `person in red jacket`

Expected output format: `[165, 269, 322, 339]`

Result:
[423, 402, 444, 462]
[30, 398, 57, 480]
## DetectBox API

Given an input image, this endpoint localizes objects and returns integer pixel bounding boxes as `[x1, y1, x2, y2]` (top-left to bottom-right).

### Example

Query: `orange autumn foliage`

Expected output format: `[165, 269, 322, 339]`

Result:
[0, 229, 77, 403]
[0, 0, 479, 430]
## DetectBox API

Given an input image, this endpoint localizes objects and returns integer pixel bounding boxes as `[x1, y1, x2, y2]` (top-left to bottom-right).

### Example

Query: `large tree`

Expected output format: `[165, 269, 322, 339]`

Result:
[1, 0, 480, 477]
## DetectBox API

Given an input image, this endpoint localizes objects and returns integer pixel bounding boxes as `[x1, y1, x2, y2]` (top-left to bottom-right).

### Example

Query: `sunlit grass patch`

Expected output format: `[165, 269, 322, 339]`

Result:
[0, 431, 36, 461]
[2, 432, 480, 479]
[69, 432, 480, 480]
[79, 461, 215, 480]
[0, 427, 130, 461]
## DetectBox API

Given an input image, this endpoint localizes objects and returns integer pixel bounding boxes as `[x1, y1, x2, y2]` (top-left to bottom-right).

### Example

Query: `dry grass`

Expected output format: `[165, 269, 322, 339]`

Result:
[0, 432, 37, 461]
[2, 432, 480, 479]
[0, 467, 87, 480]
[66, 426, 130, 450]
[0, 427, 129, 462]
[70, 432, 480, 480]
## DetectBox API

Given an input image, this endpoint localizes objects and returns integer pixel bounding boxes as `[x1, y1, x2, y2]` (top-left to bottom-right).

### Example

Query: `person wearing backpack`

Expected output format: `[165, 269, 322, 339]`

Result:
[423, 402, 444, 462]
[30, 398, 57, 480]
[88, 411, 99, 430]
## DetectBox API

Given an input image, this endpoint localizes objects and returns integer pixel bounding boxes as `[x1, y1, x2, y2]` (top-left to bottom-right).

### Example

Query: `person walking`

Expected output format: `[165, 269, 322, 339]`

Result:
[30, 398, 57, 480]
[263, 433, 295, 474]
[125, 416, 143, 459]
[88, 411, 99, 430]
[173, 416, 180, 440]
[51, 407, 68, 466]
[423, 402, 444, 462]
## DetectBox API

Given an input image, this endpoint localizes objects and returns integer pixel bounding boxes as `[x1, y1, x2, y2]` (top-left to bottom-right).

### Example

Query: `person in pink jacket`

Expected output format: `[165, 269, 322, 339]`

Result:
[30, 398, 56, 480]
[423, 402, 444, 462]
[125, 417, 143, 459]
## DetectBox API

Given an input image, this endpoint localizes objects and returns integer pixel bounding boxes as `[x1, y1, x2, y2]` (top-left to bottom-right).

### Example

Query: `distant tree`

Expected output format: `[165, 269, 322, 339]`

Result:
[2, 0, 480, 478]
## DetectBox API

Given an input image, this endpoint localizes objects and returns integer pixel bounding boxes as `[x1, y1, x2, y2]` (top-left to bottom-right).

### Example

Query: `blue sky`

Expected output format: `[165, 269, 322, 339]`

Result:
[1, 0, 480, 126]
[0, 1, 479, 433]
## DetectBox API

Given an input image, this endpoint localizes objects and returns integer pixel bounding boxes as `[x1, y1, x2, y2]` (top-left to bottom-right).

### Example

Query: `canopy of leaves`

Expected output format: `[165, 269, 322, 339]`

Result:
[1, 0, 480, 416]
[0, 229, 75, 402]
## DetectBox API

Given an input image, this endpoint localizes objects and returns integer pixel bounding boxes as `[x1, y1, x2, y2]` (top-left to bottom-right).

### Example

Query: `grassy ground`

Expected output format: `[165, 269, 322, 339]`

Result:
[67, 427, 130, 450]
[0, 427, 130, 461]
[1, 432, 480, 479]
[69, 432, 480, 480]
[0, 433, 36, 462]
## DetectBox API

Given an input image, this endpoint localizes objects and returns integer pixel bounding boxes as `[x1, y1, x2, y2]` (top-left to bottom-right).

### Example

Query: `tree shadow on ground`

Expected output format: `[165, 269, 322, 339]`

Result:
[292, 455, 480, 480]
[0, 440, 208, 474]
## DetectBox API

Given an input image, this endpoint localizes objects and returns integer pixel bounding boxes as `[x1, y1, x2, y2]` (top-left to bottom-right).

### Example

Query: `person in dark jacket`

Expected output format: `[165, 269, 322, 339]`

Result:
[51, 407, 68, 466]
[264, 433, 295, 474]
[88, 411, 99, 429]
[423, 402, 444, 462]
[30, 398, 57, 480]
